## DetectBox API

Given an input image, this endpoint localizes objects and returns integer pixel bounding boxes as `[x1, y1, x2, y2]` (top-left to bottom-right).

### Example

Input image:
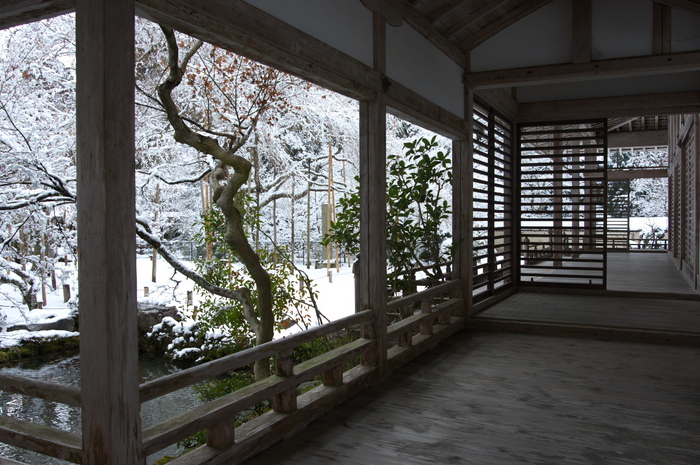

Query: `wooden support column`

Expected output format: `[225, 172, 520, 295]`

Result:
[451, 87, 474, 316]
[653, 2, 672, 55]
[359, 13, 388, 374]
[76, 0, 142, 463]
[572, 0, 592, 63]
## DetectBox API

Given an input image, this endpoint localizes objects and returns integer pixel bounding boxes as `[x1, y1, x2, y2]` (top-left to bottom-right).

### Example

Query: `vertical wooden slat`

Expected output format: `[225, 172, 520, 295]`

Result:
[359, 12, 387, 373]
[451, 85, 474, 316]
[572, 0, 592, 63]
[76, 0, 142, 463]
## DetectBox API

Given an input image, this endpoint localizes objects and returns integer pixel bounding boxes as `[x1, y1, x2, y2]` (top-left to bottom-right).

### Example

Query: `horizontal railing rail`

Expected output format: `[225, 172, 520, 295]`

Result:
[140, 309, 373, 402]
[0, 373, 81, 407]
[140, 309, 376, 459]
[0, 373, 82, 463]
[0, 279, 468, 464]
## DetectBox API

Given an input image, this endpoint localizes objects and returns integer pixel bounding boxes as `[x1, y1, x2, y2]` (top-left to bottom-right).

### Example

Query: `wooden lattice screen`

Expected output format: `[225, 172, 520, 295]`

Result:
[472, 101, 514, 303]
[517, 120, 608, 289]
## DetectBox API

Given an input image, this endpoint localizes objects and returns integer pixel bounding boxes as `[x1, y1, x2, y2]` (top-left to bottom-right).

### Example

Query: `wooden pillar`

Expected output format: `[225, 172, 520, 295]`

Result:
[451, 87, 474, 316]
[359, 13, 388, 374]
[76, 0, 143, 463]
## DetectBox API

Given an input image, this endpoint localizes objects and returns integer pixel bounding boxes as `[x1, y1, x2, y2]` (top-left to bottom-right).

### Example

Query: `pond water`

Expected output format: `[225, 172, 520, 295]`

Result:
[0, 352, 203, 464]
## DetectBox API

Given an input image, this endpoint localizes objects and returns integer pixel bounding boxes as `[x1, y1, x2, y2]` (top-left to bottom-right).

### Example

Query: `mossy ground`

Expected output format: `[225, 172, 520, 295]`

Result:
[0, 335, 80, 364]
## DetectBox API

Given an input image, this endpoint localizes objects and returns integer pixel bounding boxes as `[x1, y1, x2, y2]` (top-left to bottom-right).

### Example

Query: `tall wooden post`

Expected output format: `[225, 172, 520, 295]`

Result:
[359, 13, 388, 374]
[452, 87, 474, 316]
[76, 0, 143, 463]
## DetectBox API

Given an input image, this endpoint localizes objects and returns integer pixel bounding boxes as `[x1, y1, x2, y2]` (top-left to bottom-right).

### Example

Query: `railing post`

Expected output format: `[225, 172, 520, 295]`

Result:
[273, 349, 296, 413]
[420, 300, 434, 336]
[322, 366, 344, 387]
[207, 420, 236, 449]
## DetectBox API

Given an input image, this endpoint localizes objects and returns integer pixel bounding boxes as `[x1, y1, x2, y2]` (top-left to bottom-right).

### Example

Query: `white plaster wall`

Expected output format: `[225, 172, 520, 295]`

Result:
[591, 0, 653, 59]
[517, 71, 700, 102]
[470, 0, 572, 72]
[386, 23, 465, 118]
[243, 0, 373, 67]
[672, 9, 700, 53]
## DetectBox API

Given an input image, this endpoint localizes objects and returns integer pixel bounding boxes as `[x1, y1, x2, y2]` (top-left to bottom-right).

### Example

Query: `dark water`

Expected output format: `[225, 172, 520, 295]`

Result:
[0, 352, 202, 464]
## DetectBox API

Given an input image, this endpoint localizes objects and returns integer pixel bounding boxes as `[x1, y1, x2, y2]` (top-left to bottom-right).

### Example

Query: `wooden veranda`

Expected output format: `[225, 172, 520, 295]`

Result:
[1, 1, 699, 464]
[243, 331, 700, 465]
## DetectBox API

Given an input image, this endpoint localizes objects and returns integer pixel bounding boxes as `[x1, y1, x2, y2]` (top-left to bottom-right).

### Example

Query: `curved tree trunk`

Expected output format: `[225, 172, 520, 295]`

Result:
[157, 26, 273, 380]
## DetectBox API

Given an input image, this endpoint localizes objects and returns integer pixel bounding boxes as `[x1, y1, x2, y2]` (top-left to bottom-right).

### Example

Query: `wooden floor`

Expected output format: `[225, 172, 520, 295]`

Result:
[244, 332, 700, 464]
[473, 252, 700, 345]
[607, 252, 698, 295]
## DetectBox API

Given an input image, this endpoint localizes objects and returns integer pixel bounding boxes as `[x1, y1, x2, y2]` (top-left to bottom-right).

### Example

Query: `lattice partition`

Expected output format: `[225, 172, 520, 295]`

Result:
[472, 101, 514, 303]
[517, 120, 608, 289]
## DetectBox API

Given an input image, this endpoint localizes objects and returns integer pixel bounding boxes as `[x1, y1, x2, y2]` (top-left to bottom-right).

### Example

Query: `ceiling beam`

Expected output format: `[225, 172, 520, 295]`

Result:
[459, 0, 554, 50]
[360, 0, 403, 26]
[608, 130, 668, 148]
[384, 0, 468, 68]
[518, 91, 700, 122]
[0, 0, 73, 29]
[467, 50, 700, 88]
[443, 1, 505, 39]
[426, 0, 468, 24]
[654, 0, 700, 15]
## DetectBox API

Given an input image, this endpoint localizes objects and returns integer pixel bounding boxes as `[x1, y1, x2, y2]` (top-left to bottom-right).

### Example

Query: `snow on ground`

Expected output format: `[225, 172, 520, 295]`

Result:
[0, 255, 356, 349]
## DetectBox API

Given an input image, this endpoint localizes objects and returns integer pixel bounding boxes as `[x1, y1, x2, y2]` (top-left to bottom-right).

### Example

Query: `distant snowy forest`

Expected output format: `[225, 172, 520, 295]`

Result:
[0, 14, 667, 326]
[0, 14, 450, 334]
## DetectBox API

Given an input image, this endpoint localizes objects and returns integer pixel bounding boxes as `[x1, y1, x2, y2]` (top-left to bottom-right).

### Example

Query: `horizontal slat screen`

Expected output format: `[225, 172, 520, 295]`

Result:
[473, 101, 514, 303]
[518, 120, 608, 289]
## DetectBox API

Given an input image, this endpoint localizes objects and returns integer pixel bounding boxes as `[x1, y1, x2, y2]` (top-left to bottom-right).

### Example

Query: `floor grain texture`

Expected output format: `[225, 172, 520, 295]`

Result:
[243, 332, 700, 465]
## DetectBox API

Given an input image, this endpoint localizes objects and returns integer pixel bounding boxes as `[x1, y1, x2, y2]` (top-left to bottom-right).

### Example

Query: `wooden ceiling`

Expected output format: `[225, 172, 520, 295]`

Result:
[407, 0, 554, 51]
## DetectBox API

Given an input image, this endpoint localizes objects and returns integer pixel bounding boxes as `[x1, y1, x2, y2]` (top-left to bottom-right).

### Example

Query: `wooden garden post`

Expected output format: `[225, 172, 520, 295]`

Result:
[76, 0, 143, 462]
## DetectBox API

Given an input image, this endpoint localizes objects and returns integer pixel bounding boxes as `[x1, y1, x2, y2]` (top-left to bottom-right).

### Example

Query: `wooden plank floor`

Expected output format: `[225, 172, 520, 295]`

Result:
[244, 332, 700, 464]
[607, 252, 698, 295]
[474, 292, 700, 333]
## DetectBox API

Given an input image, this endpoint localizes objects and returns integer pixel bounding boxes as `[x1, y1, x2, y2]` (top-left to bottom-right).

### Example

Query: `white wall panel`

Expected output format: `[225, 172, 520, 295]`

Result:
[386, 23, 465, 118]
[470, 0, 572, 72]
[591, 0, 652, 59]
[244, 0, 373, 67]
[672, 9, 700, 53]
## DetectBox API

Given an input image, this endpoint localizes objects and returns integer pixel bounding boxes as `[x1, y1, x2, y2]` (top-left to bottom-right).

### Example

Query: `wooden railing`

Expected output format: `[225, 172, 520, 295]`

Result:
[0, 279, 465, 464]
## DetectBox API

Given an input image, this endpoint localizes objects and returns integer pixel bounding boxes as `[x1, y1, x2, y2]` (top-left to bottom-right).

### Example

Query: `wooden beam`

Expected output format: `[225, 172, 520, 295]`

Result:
[384, 0, 468, 68]
[468, 50, 700, 88]
[0, 0, 73, 29]
[608, 130, 668, 148]
[427, 0, 468, 23]
[136, 0, 377, 101]
[607, 168, 669, 180]
[360, 0, 403, 26]
[653, 3, 672, 55]
[76, 0, 143, 463]
[386, 79, 469, 138]
[654, 0, 700, 15]
[443, 1, 506, 39]
[518, 91, 700, 122]
[459, 0, 555, 50]
[475, 88, 518, 122]
[136, 0, 467, 137]
[572, 0, 592, 63]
